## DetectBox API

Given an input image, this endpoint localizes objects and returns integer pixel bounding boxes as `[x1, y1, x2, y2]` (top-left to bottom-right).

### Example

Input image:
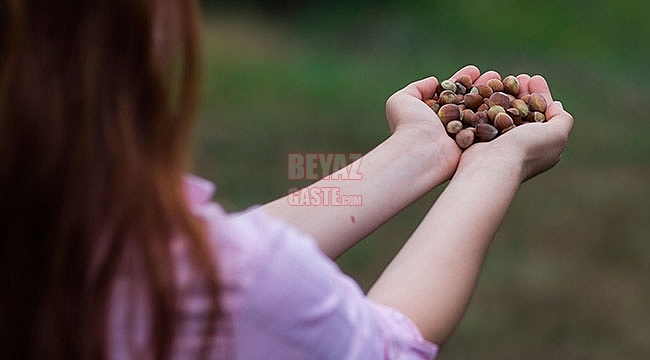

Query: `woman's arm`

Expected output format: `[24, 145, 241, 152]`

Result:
[263, 66, 482, 259]
[263, 129, 454, 259]
[367, 73, 574, 345]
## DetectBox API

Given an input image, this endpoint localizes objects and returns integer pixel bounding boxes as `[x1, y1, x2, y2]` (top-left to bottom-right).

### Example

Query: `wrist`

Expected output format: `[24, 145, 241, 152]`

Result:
[391, 126, 460, 185]
[457, 144, 526, 183]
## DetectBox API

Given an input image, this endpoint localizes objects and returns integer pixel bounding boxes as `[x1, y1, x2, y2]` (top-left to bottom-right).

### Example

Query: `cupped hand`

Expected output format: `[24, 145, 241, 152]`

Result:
[459, 72, 574, 182]
[385, 65, 481, 178]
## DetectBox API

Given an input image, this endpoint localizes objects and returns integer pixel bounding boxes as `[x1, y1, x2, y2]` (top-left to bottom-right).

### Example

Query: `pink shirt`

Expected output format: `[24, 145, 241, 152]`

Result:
[109, 176, 438, 359]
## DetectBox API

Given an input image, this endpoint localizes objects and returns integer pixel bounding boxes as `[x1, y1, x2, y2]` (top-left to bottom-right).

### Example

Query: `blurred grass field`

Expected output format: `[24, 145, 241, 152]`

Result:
[193, 2, 649, 358]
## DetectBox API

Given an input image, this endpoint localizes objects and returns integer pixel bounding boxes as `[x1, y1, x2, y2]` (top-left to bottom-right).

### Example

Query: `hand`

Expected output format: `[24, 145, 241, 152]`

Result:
[385, 65, 482, 179]
[458, 71, 574, 182]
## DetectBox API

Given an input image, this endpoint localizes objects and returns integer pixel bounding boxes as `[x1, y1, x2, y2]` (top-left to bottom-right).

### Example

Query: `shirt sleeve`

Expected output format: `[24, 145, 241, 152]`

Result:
[226, 207, 439, 360]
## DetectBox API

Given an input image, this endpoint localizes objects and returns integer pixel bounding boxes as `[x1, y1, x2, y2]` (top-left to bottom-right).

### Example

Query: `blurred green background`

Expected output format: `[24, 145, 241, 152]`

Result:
[193, 1, 649, 358]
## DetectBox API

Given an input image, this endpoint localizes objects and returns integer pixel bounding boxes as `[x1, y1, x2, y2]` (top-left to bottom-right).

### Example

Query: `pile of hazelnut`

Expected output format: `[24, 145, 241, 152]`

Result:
[424, 75, 548, 149]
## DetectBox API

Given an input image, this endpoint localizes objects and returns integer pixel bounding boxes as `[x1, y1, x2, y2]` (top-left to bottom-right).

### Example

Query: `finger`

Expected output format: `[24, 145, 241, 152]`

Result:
[474, 70, 501, 85]
[546, 101, 574, 135]
[449, 65, 481, 83]
[516, 74, 531, 97]
[400, 76, 440, 100]
[528, 75, 553, 104]
[545, 100, 565, 119]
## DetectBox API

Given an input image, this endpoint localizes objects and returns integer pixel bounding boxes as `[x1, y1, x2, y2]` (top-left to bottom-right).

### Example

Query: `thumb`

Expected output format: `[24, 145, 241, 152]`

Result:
[546, 101, 574, 137]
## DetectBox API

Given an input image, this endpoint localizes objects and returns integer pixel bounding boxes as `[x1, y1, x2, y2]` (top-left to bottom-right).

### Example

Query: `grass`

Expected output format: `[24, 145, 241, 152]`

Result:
[193, 7, 650, 359]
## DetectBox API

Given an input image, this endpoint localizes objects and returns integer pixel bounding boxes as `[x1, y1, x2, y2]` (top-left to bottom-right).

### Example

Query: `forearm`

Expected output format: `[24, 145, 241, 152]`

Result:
[263, 129, 455, 259]
[367, 157, 523, 345]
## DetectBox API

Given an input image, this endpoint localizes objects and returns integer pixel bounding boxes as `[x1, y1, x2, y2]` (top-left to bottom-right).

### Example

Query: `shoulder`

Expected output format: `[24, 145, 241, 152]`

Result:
[183, 175, 322, 299]
[210, 206, 307, 289]
[183, 174, 292, 264]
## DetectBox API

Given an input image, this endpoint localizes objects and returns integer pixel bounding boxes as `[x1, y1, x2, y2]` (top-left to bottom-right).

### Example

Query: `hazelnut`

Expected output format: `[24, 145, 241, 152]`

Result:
[529, 93, 547, 112]
[502, 75, 519, 96]
[437, 103, 461, 124]
[438, 90, 457, 105]
[510, 99, 530, 118]
[506, 107, 523, 125]
[494, 112, 515, 132]
[457, 75, 473, 90]
[455, 128, 475, 149]
[432, 72, 559, 150]
[487, 105, 505, 122]
[531, 111, 546, 122]
[488, 92, 511, 109]
[475, 84, 493, 98]
[440, 80, 457, 93]
[475, 110, 489, 124]
[461, 109, 478, 126]
[464, 93, 484, 110]
[455, 82, 467, 95]
[446, 120, 463, 134]
[506, 107, 520, 117]
[486, 78, 504, 92]
[476, 123, 498, 142]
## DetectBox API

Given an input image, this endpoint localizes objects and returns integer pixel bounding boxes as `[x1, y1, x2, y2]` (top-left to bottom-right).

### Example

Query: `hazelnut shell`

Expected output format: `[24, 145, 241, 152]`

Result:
[438, 90, 457, 105]
[437, 103, 461, 124]
[487, 105, 506, 121]
[502, 75, 520, 96]
[446, 120, 463, 134]
[476, 123, 498, 142]
[494, 112, 515, 132]
[440, 80, 457, 93]
[455, 128, 475, 149]
[488, 92, 511, 109]
[475, 84, 493, 98]
[510, 99, 530, 118]
[457, 75, 473, 90]
[486, 78, 504, 92]
[461, 109, 478, 127]
[464, 93, 484, 110]
[529, 93, 548, 112]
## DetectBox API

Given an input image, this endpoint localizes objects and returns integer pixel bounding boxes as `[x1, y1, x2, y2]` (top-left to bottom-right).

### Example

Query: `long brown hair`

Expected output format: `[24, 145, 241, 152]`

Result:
[0, 0, 220, 358]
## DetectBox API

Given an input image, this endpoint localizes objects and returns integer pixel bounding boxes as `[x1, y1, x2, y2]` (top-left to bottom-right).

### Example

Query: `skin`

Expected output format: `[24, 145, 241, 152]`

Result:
[263, 65, 574, 346]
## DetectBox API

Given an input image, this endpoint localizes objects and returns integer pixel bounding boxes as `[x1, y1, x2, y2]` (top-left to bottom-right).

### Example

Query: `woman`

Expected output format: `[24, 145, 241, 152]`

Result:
[0, 0, 573, 359]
